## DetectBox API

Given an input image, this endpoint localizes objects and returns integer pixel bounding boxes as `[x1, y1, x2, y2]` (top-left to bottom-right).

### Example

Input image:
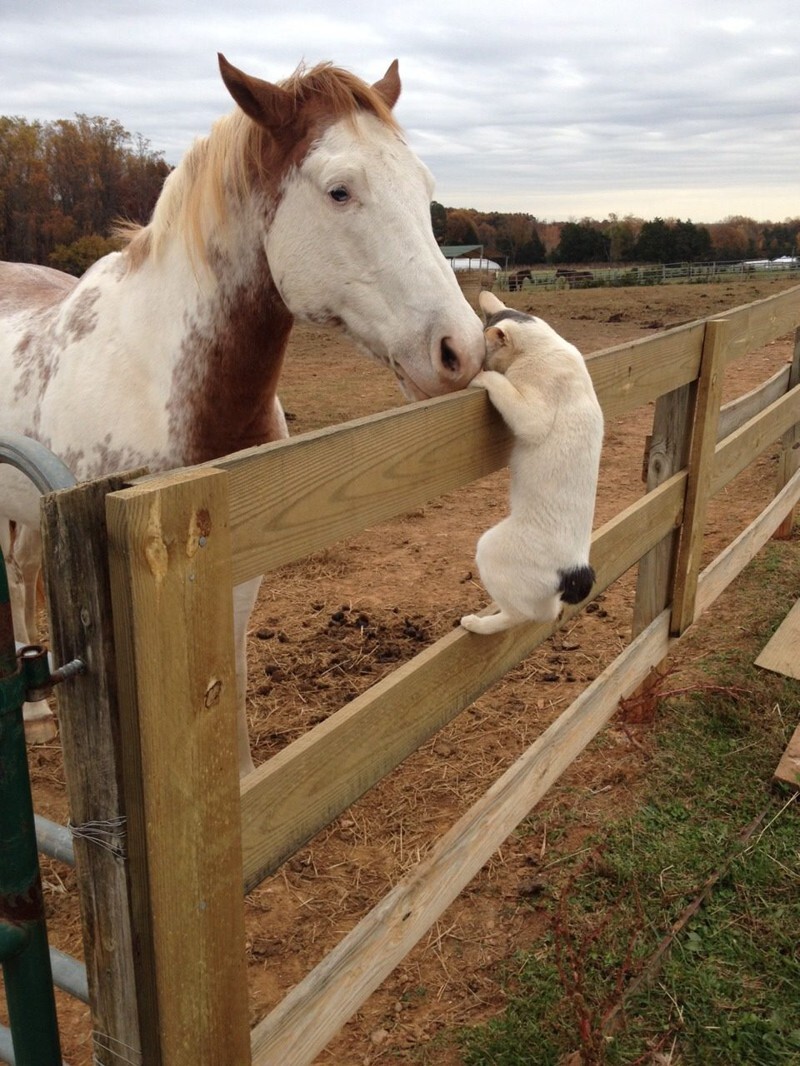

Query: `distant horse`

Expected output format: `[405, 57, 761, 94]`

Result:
[555, 268, 594, 287]
[507, 268, 532, 292]
[0, 54, 485, 774]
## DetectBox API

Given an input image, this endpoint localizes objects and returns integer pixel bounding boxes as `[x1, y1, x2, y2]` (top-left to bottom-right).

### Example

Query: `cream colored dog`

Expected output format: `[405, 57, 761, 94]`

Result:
[461, 291, 604, 635]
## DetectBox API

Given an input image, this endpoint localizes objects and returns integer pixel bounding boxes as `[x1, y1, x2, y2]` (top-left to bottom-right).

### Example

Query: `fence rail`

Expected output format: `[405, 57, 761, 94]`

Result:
[500, 258, 800, 292]
[38, 282, 800, 1065]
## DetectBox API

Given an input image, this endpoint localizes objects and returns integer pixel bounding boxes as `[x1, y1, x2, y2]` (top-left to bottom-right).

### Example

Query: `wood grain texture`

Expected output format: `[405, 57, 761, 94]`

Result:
[41, 471, 146, 1066]
[240, 471, 686, 889]
[773, 328, 800, 539]
[249, 608, 675, 1066]
[717, 365, 791, 442]
[106, 469, 250, 1066]
[249, 467, 800, 1064]
[217, 390, 511, 585]
[190, 283, 800, 586]
[695, 467, 800, 619]
[712, 383, 800, 496]
[670, 320, 728, 635]
[73, 282, 799, 1063]
[715, 283, 800, 368]
[632, 383, 694, 638]
[755, 599, 800, 681]
[773, 722, 800, 790]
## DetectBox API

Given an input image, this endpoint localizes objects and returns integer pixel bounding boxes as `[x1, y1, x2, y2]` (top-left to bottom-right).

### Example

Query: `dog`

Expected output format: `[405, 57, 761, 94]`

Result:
[460, 291, 603, 635]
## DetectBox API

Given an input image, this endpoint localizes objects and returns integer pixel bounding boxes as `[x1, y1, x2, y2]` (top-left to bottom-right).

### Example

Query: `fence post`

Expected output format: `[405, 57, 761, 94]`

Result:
[105, 467, 250, 1066]
[773, 326, 800, 539]
[632, 382, 695, 638]
[669, 319, 728, 635]
[41, 471, 146, 1065]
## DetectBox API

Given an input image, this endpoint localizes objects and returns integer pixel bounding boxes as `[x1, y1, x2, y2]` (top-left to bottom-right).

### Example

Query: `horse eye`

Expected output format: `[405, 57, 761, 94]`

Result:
[329, 185, 350, 204]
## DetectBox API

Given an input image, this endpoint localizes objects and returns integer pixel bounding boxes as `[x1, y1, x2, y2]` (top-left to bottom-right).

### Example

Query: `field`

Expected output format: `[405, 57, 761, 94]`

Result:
[14, 274, 800, 1065]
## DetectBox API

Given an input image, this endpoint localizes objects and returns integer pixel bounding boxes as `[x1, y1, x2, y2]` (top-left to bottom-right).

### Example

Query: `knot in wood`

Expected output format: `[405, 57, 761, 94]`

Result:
[204, 678, 223, 708]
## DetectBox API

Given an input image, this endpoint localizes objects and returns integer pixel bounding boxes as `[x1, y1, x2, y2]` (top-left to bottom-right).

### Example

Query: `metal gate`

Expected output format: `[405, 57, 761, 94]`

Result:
[0, 433, 86, 1066]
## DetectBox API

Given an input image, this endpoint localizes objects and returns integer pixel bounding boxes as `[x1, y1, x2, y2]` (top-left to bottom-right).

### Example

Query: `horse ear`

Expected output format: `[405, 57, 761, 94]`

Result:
[372, 60, 401, 109]
[218, 53, 294, 130]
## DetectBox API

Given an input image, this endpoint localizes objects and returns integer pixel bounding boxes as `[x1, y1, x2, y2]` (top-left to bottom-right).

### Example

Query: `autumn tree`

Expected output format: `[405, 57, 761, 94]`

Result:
[494, 213, 546, 265]
[707, 216, 762, 261]
[0, 117, 50, 261]
[0, 114, 170, 271]
[443, 208, 480, 246]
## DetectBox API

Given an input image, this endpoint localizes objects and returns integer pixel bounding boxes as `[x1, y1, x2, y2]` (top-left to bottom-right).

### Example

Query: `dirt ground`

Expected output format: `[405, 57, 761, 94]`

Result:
[12, 274, 800, 1066]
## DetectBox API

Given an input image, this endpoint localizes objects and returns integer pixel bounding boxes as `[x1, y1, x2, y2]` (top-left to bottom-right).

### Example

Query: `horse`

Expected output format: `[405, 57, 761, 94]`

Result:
[0, 53, 486, 775]
[507, 268, 532, 293]
[555, 267, 594, 287]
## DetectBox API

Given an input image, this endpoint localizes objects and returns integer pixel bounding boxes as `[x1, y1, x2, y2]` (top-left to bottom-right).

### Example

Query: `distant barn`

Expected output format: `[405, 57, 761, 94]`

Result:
[440, 244, 502, 272]
[440, 245, 500, 307]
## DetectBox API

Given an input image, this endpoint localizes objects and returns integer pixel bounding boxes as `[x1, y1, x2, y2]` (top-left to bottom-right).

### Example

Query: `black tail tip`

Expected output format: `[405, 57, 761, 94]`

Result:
[558, 564, 595, 605]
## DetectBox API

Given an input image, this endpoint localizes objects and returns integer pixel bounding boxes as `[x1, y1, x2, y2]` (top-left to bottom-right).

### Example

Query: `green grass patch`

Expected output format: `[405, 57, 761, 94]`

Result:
[458, 551, 800, 1064]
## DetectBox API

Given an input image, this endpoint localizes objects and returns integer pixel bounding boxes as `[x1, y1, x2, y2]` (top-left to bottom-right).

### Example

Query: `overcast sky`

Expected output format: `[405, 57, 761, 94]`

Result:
[2, 0, 798, 222]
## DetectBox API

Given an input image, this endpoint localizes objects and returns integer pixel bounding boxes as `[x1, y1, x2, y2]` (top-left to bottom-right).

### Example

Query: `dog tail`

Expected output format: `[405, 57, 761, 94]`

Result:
[558, 564, 595, 605]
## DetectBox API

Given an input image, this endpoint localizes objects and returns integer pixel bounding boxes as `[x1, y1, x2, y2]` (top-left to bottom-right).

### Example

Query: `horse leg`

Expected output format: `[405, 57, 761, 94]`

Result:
[4, 523, 57, 743]
[232, 576, 263, 777]
[1, 521, 26, 637]
[15, 525, 42, 642]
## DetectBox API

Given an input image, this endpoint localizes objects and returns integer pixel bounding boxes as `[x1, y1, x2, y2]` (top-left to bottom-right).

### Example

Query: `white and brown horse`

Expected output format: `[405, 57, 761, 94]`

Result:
[0, 54, 485, 773]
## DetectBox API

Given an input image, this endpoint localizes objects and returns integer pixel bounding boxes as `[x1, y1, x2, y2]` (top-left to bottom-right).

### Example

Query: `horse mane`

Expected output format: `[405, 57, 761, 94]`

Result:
[120, 62, 400, 271]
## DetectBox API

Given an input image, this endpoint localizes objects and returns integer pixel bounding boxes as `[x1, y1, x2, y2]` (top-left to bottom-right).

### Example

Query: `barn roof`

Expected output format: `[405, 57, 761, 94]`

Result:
[439, 244, 483, 258]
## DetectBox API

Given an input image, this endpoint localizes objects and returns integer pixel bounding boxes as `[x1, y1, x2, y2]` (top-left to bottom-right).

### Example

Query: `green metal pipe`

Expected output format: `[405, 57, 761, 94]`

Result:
[0, 555, 62, 1065]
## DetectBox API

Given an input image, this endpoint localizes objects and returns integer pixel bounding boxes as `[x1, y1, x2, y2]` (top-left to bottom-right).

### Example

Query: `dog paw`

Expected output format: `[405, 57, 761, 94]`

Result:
[460, 613, 485, 633]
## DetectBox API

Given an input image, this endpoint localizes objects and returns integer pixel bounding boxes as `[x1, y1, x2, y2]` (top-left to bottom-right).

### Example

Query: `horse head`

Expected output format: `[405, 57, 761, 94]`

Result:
[218, 55, 485, 399]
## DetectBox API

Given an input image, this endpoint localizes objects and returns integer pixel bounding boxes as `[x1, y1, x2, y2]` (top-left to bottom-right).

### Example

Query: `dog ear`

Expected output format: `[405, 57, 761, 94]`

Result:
[484, 324, 508, 350]
[478, 290, 505, 319]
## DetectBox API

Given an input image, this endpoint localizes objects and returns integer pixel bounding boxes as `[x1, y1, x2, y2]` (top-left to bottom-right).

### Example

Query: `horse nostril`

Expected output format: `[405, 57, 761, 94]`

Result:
[440, 338, 461, 375]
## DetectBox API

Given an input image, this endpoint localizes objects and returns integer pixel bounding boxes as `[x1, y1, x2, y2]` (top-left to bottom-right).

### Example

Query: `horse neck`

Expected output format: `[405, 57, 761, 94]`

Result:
[174, 262, 293, 465]
[135, 211, 293, 467]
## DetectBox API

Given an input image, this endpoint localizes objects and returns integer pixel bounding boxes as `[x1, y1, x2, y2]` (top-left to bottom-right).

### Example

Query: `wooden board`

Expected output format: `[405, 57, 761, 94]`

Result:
[755, 598, 800, 680]
[774, 723, 800, 790]
[249, 468, 800, 1062]
[670, 320, 727, 635]
[240, 469, 686, 889]
[249, 607, 675, 1065]
[120, 284, 800, 588]
[42, 470, 147, 1066]
[106, 468, 251, 1065]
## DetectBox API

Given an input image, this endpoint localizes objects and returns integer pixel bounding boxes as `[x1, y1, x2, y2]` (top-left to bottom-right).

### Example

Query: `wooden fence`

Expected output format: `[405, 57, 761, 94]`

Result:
[40, 284, 800, 1065]
[499, 258, 800, 291]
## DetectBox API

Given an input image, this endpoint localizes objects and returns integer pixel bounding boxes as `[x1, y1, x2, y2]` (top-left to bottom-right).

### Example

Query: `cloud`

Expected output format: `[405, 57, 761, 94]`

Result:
[1, 0, 798, 220]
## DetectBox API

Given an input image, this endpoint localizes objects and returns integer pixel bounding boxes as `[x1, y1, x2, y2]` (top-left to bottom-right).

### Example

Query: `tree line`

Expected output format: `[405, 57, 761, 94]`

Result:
[1, 112, 797, 275]
[0, 115, 170, 273]
[435, 204, 800, 267]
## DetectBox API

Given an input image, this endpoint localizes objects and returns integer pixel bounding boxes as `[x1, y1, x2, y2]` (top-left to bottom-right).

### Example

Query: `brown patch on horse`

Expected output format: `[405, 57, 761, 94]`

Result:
[12, 284, 101, 404]
[63, 286, 102, 342]
[168, 262, 294, 465]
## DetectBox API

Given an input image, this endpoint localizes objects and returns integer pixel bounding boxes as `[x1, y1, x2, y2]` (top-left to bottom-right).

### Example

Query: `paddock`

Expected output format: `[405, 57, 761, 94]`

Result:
[2, 282, 800, 1064]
